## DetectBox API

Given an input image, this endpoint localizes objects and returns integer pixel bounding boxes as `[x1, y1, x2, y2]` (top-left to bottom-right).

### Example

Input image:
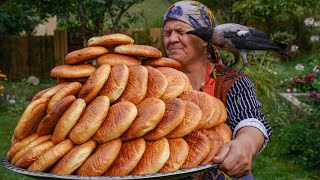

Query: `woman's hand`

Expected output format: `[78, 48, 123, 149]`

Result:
[212, 126, 264, 177]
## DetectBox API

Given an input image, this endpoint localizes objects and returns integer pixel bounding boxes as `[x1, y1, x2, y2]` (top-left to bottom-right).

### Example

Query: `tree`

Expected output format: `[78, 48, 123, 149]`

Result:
[0, 0, 47, 36]
[31, 0, 144, 44]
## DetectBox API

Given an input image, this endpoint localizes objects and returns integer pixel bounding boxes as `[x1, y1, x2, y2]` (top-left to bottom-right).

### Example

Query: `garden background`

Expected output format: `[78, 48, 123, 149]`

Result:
[0, 0, 319, 179]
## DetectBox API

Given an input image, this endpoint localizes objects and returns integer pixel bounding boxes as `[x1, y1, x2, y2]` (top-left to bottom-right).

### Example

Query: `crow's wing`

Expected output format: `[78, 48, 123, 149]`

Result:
[223, 30, 284, 51]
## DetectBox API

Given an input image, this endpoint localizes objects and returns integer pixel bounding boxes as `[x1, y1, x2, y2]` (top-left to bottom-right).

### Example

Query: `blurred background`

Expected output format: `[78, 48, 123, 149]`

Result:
[0, 0, 319, 179]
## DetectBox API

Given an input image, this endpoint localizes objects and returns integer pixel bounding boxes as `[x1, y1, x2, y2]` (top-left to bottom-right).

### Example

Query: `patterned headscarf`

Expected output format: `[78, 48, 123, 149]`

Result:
[163, 0, 215, 29]
[163, 1, 220, 63]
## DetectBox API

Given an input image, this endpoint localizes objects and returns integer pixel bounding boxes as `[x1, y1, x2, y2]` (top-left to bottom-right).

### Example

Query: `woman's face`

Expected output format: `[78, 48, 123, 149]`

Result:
[163, 19, 207, 65]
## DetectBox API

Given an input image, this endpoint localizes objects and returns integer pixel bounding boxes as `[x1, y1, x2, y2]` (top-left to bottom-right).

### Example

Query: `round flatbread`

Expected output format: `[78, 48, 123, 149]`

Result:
[104, 138, 146, 176]
[181, 131, 210, 169]
[144, 98, 186, 141]
[52, 98, 86, 144]
[99, 64, 129, 103]
[114, 44, 162, 58]
[51, 64, 96, 79]
[130, 138, 170, 175]
[207, 123, 232, 144]
[76, 139, 122, 176]
[179, 90, 216, 130]
[28, 139, 75, 172]
[120, 98, 166, 141]
[77, 64, 111, 104]
[116, 65, 148, 105]
[65, 46, 108, 64]
[7, 133, 39, 161]
[200, 129, 224, 165]
[11, 135, 52, 165]
[159, 138, 189, 172]
[145, 66, 168, 99]
[97, 53, 141, 66]
[87, 33, 134, 47]
[47, 82, 82, 113]
[156, 67, 186, 100]
[142, 57, 182, 70]
[166, 101, 202, 138]
[93, 101, 138, 143]
[69, 96, 110, 144]
[51, 139, 97, 175]
[14, 98, 49, 141]
[15, 141, 54, 169]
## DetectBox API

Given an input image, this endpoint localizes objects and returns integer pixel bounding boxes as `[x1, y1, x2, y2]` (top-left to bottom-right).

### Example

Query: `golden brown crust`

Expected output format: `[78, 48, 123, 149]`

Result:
[32, 83, 70, 101]
[97, 53, 141, 66]
[159, 138, 189, 172]
[207, 123, 232, 144]
[203, 96, 222, 129]
[145, 66, 168, 99]
[104, 138, 146, 176]
[181, 131, 210, 169]
[37, 95, 76, 136]
[142, 57, 182, 70]
[32, 87, 54, 101]
[52, 99, 86, 144]
[69, 96, 110, 144]
[77, 64, 111, 104]
[200, 129, 224, 165]
[50, 64, 96, 79]
[130, 138, 170, 175]
[15, 141, 54, 168]
[166, 101, 203, 138]
[156, 67, 186, 100]
[179, 90, 215, 130]
[51, 139, 97, 175]
[28, 139, 75, 172]
[114, 44, 162, 58]
[14, 98, 49, 141]
[116, 65, 148, 105]
[7, 133, 39, 161]
[93, 101, 137, 143]
[47, 82, 82, 113]
[218, 99, 227, 124]
[121, 98, 166, 141]
[144, 98, 186, 141]
[11, 135, 52, 165]
[99, 64, 129, 103]
[76, 139, 122, 176]
[65, 46, 108, 64]
[87, 33, 134, 47]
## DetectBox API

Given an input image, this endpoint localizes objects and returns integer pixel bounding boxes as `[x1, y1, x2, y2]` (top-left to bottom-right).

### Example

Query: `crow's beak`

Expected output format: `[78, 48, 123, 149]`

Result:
[186, 27, 213, 42]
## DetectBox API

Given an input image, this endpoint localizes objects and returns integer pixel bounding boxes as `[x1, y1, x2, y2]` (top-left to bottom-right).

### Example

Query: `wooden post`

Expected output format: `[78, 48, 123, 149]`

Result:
[54, 30, 68, 65]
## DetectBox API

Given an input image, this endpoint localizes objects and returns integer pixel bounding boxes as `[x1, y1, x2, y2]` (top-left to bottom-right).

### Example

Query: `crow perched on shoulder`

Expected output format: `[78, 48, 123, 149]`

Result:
[187, 23, 290, 79]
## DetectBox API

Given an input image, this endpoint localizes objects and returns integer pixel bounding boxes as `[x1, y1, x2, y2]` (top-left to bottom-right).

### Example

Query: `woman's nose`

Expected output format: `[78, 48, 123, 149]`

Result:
[169, 31, 180, 43]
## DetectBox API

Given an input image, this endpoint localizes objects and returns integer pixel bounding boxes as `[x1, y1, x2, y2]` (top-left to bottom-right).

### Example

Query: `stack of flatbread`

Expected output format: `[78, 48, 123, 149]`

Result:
[7, 33, 232, 176]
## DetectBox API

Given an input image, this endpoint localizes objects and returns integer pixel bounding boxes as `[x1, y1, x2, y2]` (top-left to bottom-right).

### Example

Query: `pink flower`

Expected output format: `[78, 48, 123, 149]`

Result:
[305, 74, 315, 82]
[294, 78, 304, 83]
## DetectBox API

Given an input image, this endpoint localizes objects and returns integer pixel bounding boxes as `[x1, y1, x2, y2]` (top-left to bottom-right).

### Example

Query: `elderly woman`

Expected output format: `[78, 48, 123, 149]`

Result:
[162, 1, 272, 179]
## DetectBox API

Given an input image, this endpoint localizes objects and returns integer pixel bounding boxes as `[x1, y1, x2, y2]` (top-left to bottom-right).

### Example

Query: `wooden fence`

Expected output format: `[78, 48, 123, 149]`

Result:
[0, 28, 164, 80]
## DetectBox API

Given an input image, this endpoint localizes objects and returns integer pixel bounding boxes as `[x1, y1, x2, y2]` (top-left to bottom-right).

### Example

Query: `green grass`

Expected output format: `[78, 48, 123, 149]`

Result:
[0, 104, 37, 180]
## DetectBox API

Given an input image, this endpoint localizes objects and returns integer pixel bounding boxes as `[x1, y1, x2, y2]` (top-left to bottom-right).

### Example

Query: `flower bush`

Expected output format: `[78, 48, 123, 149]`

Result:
[281, 60, 320, 105]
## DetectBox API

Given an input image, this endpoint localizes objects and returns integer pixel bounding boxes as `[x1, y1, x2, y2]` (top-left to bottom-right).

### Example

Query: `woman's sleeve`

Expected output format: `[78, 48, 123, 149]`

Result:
[225, 75, 272, 152]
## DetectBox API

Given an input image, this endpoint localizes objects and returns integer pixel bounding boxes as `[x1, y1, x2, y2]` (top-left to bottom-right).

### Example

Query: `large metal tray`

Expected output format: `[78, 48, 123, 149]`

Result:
[2, 156, 218, 179]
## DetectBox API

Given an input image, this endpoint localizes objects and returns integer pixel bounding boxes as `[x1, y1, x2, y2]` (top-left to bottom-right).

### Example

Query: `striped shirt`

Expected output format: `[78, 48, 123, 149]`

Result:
[226, 75, 272, 151]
